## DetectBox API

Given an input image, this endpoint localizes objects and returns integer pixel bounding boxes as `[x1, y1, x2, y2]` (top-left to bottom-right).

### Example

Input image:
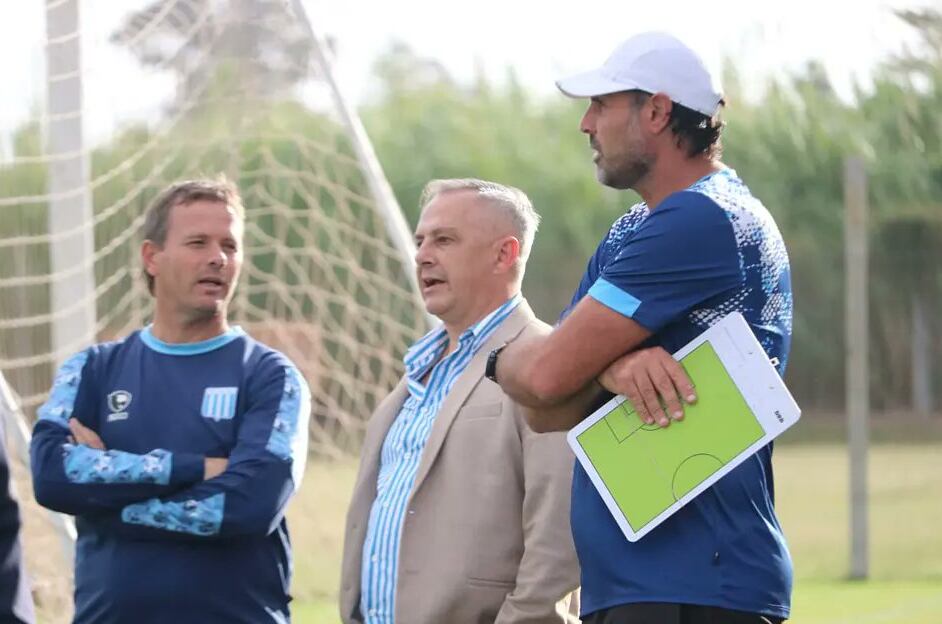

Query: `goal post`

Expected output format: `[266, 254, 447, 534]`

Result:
[0, 0, 431, 461]
[4, 2, 428, 621]
[45, 0, 97, 366]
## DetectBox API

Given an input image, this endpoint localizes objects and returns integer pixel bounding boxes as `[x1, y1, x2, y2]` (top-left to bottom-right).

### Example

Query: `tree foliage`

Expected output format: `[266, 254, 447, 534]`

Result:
[360, 11, 942, 410]
[3, 9, 941, 410]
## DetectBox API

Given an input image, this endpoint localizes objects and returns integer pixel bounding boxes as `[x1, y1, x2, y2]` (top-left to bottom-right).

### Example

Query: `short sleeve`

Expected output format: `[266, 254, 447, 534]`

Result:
[561, 206, 648, 323]
[560, 238, 606, 323]
[587, 191, 742, 333]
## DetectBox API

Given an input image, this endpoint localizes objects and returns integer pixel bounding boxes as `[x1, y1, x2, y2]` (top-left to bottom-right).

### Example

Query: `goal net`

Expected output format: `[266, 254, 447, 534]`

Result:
[0, 0, 429, 462]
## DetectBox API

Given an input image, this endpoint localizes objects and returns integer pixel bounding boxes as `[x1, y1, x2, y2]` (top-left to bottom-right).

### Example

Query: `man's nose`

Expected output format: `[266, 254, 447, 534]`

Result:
[208, 244, 227, 267]
[580, 107, 595, 135]
[414, 241, 432, 266]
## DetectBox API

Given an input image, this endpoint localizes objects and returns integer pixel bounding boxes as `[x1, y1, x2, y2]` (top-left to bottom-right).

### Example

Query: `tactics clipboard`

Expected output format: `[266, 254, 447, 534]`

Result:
[567, 312, 800, 542]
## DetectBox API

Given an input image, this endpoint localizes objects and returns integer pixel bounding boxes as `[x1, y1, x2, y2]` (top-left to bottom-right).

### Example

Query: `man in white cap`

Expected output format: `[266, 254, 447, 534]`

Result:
[487, 32, 793, 623]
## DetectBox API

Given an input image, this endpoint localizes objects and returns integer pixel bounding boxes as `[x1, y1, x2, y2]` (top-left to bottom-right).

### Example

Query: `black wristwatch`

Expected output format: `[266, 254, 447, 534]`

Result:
[485, 342, 508, 383]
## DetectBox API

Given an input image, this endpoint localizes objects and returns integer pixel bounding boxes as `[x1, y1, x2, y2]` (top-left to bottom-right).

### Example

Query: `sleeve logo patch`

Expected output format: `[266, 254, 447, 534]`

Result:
[107, 390, 133, 422]
[201, 387, 239, 421]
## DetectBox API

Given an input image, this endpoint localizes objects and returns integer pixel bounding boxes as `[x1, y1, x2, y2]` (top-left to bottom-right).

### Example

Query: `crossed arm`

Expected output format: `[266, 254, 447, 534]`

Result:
[495, 296, 695, 432]
[68, 417, 226, 478]
[31, 351, 311, 540]
[29, 351, 208, 516]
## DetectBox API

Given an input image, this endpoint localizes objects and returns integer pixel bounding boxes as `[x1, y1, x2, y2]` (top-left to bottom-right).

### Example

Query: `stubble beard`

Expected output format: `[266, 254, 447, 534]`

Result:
[185, 300, 227, 325]
[184, 284, 233, 323]
[597, 140, 654, 191]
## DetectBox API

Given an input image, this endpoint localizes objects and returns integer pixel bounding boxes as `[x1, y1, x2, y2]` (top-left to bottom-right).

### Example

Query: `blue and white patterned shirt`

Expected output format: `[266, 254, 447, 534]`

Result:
[359, 294, 522, 623]
[566, 168, 794, 619]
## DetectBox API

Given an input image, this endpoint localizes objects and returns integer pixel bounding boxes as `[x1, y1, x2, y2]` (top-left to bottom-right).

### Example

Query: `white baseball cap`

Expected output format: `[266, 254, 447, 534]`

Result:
[556, 32, 724, 116]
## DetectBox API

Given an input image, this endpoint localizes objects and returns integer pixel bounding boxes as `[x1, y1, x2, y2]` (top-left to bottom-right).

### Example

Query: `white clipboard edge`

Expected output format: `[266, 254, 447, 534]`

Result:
[566, 311, 800, 542]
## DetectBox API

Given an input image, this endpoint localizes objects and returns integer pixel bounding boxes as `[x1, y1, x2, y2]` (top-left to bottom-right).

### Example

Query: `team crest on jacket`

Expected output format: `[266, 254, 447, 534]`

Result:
[201, 387, 239, 421]
[107, 390, 132, 422]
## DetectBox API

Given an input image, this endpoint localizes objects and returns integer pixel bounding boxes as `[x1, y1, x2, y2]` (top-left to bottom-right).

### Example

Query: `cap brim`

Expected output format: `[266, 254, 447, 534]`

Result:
[555, 69, 638, 98]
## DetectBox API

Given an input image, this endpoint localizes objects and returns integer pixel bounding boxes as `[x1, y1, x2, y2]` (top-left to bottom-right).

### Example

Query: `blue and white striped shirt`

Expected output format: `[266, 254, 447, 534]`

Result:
[359, 294, 523, 623]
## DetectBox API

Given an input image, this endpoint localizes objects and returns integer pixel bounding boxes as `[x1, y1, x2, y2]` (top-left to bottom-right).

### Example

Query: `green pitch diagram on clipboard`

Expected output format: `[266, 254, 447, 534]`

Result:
[567, 312, 801, 542]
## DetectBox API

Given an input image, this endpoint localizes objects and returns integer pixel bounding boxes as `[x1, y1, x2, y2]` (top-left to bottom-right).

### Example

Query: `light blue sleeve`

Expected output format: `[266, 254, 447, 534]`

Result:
[114, 354, 311, 539]
[31, 348, 205, 515]
[592, 192, 741, 332]
[62, 445, 172, 484]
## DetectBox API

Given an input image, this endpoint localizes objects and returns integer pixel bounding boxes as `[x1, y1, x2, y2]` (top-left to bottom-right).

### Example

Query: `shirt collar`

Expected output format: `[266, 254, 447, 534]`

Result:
[140, 325, 245, 356]
[692, 166, 735, 187]
[635, 168, 736, 214]
[467, 292, 523, 339]
[403, 293, 523, 381]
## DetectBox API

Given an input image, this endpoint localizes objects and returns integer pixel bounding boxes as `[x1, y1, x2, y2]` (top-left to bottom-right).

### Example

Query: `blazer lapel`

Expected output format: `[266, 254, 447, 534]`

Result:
[342, 377, 408, 614]
[409, 301, 536, 496]
[353, 378, 409, 502]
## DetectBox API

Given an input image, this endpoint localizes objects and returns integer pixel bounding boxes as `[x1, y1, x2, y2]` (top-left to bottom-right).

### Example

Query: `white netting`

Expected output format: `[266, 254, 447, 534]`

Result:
[0, 0, 429, 458]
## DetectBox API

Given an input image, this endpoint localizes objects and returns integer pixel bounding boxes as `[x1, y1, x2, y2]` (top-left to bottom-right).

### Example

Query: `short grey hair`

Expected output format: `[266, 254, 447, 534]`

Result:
[419, 178, 541, 263]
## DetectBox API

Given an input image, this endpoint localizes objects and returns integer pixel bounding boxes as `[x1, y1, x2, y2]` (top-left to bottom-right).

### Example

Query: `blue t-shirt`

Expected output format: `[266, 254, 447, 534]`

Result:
[30, 327, 310, 624]
[567, 169, 793, 619]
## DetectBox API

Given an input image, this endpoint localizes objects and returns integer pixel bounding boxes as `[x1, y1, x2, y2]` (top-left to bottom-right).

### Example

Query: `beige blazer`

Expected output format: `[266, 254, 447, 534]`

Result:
[340, 301, 580, 624]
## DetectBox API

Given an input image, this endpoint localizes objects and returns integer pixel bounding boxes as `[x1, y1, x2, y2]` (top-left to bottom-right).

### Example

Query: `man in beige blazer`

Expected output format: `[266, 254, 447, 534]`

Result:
[340, 179, 580, 624]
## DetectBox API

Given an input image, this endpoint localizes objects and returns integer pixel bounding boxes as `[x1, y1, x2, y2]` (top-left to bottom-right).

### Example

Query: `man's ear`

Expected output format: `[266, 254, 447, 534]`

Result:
[647, 92, 674, 134]
[141, 240, 161, 281]
[494, 235, 521, 273]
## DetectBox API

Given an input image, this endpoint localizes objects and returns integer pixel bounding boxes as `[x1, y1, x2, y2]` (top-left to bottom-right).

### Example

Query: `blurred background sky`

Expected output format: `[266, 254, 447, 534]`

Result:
[0, 0, 937, 145]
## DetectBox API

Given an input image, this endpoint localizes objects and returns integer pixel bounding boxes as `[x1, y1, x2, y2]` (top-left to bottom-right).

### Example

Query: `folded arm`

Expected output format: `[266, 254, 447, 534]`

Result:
[505, 320, 611, 433]
[103, 358, 311, 541]
[496, 296, 652, 431]
[30, 351, 204, 515]
[496, 196, 741, 432]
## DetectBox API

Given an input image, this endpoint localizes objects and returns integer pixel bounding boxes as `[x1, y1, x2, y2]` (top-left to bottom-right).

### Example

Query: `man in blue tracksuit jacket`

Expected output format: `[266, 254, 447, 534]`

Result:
[30, 177, 311, 623]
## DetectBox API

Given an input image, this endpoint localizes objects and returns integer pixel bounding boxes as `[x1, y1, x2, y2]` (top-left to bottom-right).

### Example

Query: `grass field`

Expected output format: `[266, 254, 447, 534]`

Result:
[287, 426, 942, 623]
[14, 418, 942, 623]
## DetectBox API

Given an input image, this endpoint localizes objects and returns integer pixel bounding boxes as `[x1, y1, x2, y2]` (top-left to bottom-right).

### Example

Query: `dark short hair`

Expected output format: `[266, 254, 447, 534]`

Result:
[627, 90, 725, 159]
[141, 176, 244, 295]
